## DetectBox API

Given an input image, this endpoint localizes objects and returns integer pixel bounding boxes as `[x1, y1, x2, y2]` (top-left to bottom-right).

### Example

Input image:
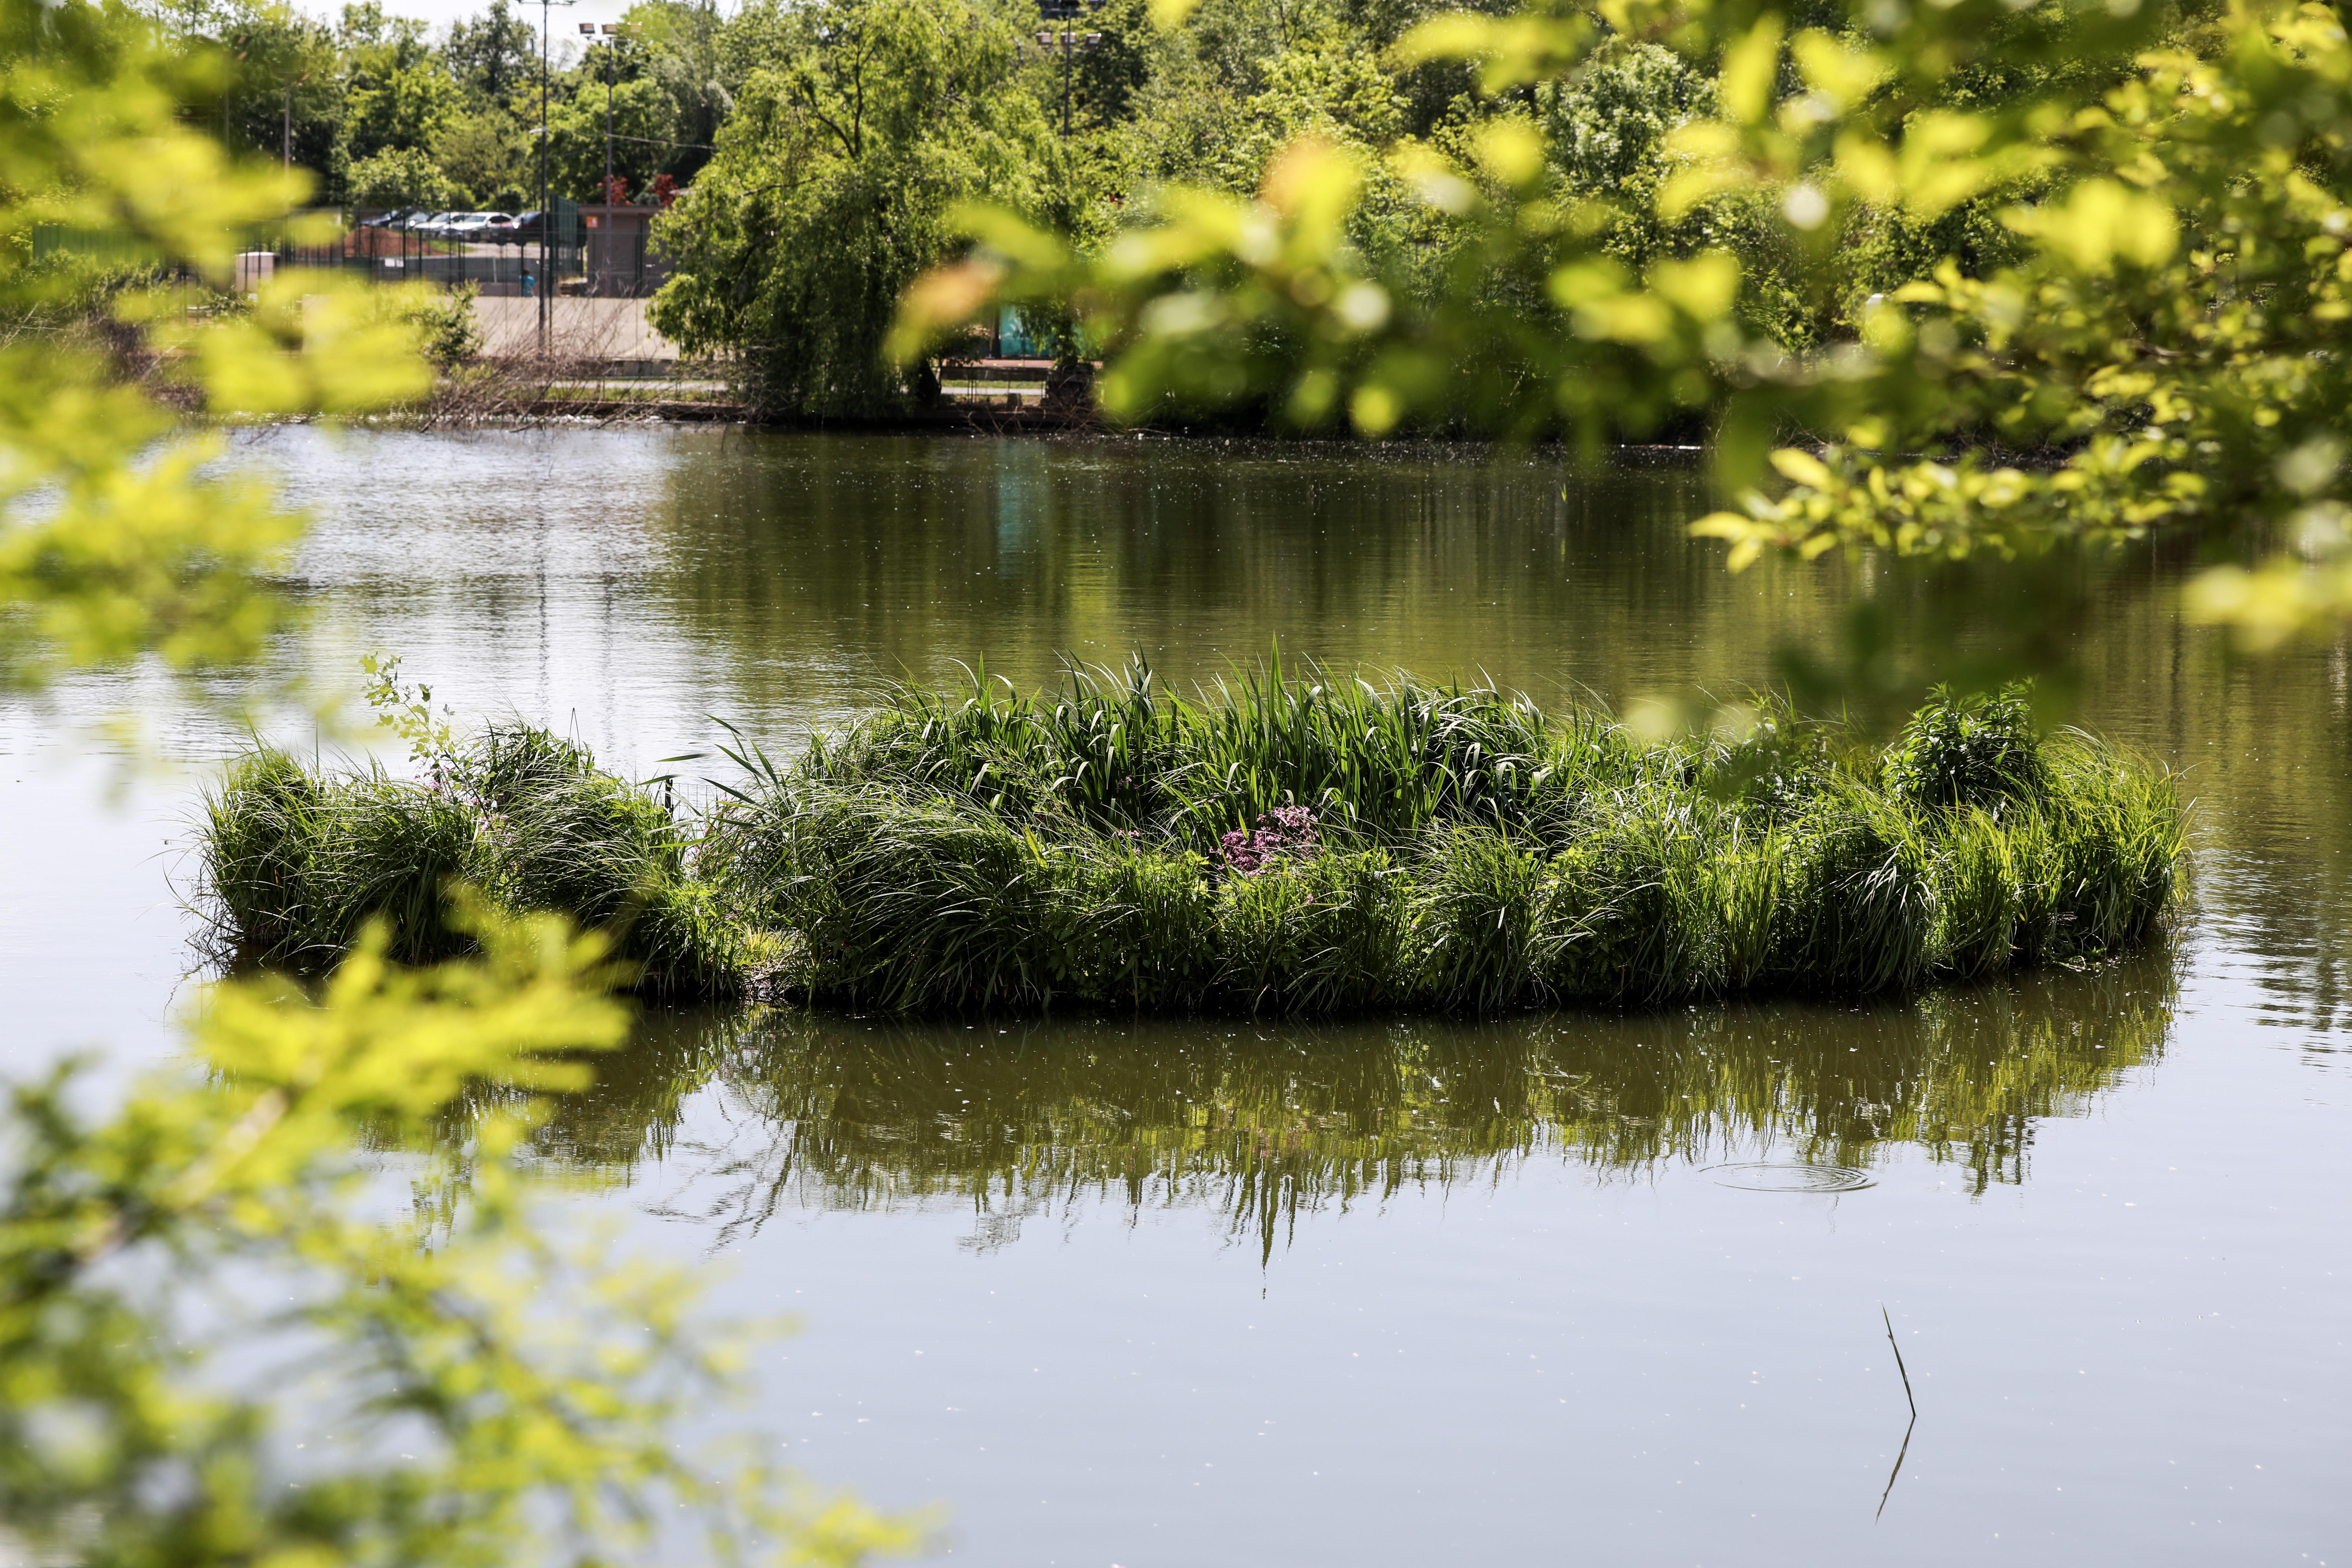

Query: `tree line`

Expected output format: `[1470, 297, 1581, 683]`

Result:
[144, 0, 2352, 660]
[158, 0, 727, 210]
[171, 0, 1995, 411]
[641, 0, 2138, 423]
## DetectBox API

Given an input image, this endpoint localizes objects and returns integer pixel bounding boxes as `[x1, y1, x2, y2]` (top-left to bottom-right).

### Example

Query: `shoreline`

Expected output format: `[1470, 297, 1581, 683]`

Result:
[286, 395, 1717, 464]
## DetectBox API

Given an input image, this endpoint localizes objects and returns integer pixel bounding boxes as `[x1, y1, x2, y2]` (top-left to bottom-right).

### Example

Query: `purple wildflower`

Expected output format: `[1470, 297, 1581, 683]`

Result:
[1218, 804, 1320, 875]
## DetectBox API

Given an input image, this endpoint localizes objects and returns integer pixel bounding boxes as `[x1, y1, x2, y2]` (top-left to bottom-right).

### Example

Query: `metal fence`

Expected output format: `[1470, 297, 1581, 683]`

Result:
[298, 201, 585, 294]
[34, 200, 588, 296]
[30, 225, 164, 269]
[585, 218, 665, 299]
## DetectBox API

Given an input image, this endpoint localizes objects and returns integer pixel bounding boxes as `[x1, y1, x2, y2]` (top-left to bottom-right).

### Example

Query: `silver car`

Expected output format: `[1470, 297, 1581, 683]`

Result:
[445, 213, 517, 240]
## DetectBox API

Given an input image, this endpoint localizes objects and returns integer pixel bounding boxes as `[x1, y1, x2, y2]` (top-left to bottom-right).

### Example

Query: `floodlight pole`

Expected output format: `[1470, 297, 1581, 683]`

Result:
[1036, 4, 1098, 140]
[537, 0, 575, 354]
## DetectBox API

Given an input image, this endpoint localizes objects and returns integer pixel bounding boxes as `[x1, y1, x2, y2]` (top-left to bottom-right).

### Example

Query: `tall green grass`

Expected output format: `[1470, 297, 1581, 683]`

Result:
[195, 724, 763, 996]
[197, 665, 2185, 1015]
[789, 654, 1632, 850]
[695, 663, 2183, 1014]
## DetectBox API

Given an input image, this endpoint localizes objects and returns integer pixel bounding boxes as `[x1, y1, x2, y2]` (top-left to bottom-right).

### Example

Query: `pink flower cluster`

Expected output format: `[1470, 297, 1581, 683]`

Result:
[1219, 804, 1319, 875]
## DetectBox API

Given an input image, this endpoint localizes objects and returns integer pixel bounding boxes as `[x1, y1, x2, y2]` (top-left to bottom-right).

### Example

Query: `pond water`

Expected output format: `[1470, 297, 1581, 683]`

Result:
[4, 427, 2348, 1566]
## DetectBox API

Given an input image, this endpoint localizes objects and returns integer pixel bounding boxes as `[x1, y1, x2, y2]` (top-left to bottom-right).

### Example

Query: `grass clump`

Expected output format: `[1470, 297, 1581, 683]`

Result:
[1541, 803, 1726, 1004]
[196, 663, 2186, 1015]
[696, 661, 2184, 1014]
[1408, 826, 1549, 1013]
[757, 785, 1079, 1012]
[1219, 847, 1408, 1015]
[199, 749, 477, 970]
[196, 723, 763, 997]
[1767, 793, 1935, 995]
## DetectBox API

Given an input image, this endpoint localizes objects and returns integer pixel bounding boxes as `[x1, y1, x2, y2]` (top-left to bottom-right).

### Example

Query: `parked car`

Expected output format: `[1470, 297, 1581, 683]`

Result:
[444, 213, 516, 241]
[506, 210, 548, 244]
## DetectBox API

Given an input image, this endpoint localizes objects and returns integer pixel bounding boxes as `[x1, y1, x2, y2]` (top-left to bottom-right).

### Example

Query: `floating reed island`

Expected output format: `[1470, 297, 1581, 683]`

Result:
[196, 663, 2185, 1015]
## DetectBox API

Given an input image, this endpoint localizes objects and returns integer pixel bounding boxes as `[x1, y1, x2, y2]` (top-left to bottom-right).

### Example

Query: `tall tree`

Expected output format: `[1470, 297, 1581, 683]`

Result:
[898, 0, 2352, 699]
[546, 34, 673, 199]
[224, 4, 337, 174]
[445, 0, 534, 104]
[334, 0, 453, 173]
[630, 0, 731, 184]
[650, 0, 1056, 414]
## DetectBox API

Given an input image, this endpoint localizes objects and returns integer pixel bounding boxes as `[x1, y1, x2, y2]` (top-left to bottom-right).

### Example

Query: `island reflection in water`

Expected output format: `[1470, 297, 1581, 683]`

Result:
[506, 948, 2175, 1256]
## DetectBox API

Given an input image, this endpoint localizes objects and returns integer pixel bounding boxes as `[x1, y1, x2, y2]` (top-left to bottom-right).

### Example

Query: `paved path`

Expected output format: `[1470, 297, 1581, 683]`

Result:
[474, 295, 678, 361]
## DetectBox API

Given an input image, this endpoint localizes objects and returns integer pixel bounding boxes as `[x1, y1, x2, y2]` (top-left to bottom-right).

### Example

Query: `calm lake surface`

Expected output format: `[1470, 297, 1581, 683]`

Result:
[4, 427, 2348, 1565]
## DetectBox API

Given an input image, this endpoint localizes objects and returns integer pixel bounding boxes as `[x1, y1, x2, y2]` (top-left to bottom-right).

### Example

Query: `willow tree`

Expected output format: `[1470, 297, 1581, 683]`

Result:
[650, 0, 1057, 415]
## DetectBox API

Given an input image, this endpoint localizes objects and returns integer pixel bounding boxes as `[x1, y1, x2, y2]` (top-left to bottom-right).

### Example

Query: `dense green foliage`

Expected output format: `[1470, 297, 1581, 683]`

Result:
[648, 0, 1057, 413]
[669, 0, 1868, 414]
[3, 7, 902, 1562]
[199, 664, 2184, 1016]
[157, 0, 727, 209]
[1880, 682, 2048, 814]
[129, 0, 2352, 655]
[904, 0, 2352, 668]
[709, 663, 2180, 1011]
[200, 723, 767, 995]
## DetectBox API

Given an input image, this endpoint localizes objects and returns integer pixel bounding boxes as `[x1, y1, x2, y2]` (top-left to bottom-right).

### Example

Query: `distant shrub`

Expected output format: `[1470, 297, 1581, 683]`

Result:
[1881, 683, 2047, 812]
[375, 280, 483, 370]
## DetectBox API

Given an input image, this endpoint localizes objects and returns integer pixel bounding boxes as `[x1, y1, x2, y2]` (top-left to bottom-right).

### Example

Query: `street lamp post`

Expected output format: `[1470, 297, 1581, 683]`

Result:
[536, 0, 575, 355]
[600, 23, 633, 205]
[579, 22, 638, 298]
[1034, 0, 1102, 137]
[1033, 27, 1101, 136]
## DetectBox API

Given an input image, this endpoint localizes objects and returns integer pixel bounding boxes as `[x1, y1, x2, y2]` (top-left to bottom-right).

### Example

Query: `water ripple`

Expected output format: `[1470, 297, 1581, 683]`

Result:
[1705, 1162, 1876, 1194]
